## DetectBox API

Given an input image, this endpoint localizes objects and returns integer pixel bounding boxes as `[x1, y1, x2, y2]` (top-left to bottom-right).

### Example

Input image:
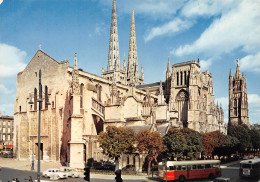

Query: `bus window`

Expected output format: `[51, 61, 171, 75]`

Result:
[213, 164, 220, 169]
[177, 166, 182, 171]
[205, 164, 211, 169]
[182, 165, 187, 170]
[241, 164, 251, 169]
[198, 164, 205, 169]
[169, 166, 176, 170]
[192, 165, 197, 169]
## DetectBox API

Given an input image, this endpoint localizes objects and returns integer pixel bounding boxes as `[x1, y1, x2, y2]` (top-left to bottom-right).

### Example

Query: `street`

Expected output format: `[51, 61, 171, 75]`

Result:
[0, 165, 259, 182]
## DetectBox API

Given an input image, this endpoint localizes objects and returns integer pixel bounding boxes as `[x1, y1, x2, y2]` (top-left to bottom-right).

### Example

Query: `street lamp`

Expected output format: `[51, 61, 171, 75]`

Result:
[28, 69, 50, 182]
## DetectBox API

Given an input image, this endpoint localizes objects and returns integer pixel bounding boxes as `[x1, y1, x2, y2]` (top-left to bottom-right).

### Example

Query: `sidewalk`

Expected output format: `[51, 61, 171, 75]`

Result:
[0, 158, 62, 172]
[0, 158, 156, 180]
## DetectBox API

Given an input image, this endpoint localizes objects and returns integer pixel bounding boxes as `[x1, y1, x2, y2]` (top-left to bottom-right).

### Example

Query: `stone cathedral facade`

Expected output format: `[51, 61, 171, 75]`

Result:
[228, 59, 249, 126]
[14, 0, 225, 169]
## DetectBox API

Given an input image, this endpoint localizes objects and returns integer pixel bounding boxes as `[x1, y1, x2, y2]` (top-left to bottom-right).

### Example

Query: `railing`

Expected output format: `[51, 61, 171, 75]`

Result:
[92, 98, 105, 115]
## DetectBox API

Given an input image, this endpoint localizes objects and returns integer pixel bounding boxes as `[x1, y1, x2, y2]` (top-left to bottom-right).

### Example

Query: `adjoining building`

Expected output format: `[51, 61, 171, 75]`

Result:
[14, 0, 226, 169]
[0, 113, 14, 151]
[228, 59, 249, 126]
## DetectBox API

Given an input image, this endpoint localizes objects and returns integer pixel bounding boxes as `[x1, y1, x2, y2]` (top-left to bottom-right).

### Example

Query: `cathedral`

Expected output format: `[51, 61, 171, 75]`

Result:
[14, 0, 225, 169]
[228, 59, 249, 126]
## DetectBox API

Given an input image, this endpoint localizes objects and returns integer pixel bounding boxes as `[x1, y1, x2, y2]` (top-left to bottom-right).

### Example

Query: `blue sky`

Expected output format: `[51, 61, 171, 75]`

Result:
[0, 0, 259, 124]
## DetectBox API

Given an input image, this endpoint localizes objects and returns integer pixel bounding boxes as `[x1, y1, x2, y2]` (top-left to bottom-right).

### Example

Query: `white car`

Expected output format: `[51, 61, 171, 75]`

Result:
[42, 168, 68, 179]
[60, 166, 80, 178]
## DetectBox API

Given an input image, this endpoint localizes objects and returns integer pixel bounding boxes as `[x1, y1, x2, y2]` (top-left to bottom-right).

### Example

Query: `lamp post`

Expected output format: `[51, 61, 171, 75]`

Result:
[28, 69, 43, 182]
[37, 69, 42, 182]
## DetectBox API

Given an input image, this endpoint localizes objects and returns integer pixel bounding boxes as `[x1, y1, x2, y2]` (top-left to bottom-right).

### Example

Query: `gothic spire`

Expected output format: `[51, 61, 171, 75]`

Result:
[141, 63, 144, 80]
[72, 53, 80, 95]
[107, 0, 120, 72]
[167, 57, 171, 74]
[235, 58, 241, 79]
[74, 53, 78, 70]
[127, 9, 139, 85]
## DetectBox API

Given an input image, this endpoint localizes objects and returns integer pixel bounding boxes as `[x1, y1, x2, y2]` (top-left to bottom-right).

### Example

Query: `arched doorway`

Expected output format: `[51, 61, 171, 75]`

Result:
[176, 90, 189, 128]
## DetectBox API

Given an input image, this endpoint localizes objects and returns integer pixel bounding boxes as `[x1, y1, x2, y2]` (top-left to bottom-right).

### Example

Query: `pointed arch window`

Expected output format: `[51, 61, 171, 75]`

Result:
[80, 84, 84, 108]
[180, 71, 183, 85]
[45, 86, 49, 109]
[177, 72, 179, 86]
[34, 88, 37, 110]
[99, 85, 102, 102]
[184, 71, 187, 85]
[234, 98, 237, 116]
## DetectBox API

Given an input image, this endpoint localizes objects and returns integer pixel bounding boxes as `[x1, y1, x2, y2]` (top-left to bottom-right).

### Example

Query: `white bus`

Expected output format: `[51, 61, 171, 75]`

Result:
[240, 158, 260, 179]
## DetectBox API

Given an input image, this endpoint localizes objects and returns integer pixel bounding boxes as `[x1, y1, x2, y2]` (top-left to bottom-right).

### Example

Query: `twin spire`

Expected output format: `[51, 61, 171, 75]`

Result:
[103, 0, 144, 86]
[107, 0, 120, 72]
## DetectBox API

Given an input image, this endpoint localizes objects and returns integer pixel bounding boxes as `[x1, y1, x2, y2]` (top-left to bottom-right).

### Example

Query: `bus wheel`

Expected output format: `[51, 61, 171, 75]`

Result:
[209, 173, 215, 180]
[179, 175, 185, 182]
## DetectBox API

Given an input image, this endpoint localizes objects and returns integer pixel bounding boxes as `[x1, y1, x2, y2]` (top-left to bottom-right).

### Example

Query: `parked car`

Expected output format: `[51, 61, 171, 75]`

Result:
[60, 166, 80, 178]
[122, 164, 135, 171]
[42, 168, 68, 179]
[96, 162, 115, 171]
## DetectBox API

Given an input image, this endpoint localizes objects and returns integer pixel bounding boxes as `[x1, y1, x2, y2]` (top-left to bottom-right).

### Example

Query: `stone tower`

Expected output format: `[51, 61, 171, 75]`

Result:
[229, 59, 249, 126]
[127, 10, 144, 86]
[102, 0, 127, 84]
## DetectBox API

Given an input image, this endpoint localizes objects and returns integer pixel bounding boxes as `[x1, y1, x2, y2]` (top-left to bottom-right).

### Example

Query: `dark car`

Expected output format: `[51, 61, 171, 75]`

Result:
[96, 162, 115, 171]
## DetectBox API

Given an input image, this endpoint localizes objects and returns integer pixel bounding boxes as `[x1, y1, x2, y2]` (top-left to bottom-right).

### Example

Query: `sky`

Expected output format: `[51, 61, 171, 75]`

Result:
[0, 0, 259, 124]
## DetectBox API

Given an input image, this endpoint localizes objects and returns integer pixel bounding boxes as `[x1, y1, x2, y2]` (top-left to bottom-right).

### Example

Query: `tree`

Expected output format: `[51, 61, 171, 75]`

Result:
[202, 131, 218, 158]
[98, 126, 136, 170]
[228, 124, 252, 153]
[249, 128, 260, 151]
[163, 128, 186, 160]
[137, 129, 165, 174]
[180, 128, 203, 160]
[213, 134, 239, 159]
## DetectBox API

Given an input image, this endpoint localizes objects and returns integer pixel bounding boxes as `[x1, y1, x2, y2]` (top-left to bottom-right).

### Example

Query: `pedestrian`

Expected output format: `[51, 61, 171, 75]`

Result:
[115, 170, 123, 182]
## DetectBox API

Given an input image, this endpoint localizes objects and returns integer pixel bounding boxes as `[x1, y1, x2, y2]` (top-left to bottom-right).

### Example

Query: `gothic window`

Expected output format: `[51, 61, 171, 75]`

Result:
[177, 72, 179, 86]
[34, 88, 37, 110]
[97, 85, 102, 102]
[80, 84, 84, 108]
[238, 99, 241, 117]
[176, 90, 189, 128]
[184, 71, 187, 85]
[234, 99, 237, 116]
[180, 72, 183, 85]
[45, 86, 49, 109]
[187, 71, 190, 85]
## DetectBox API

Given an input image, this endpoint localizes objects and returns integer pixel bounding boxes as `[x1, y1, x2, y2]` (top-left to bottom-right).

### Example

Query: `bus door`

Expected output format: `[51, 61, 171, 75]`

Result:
[187, 165, 191, 179]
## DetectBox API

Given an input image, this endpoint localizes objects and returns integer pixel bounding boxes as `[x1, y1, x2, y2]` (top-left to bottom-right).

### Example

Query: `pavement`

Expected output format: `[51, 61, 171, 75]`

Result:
[0, 158, 157, 180]
[0, 157, 241, 180]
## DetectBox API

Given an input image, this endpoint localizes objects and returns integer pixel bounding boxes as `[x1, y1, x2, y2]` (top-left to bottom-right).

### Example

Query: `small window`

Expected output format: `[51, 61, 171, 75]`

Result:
[205, 164, 211, 169]
[213, 164, 220, 169]
[182, 165, 186, 170]
[192, 165, 197, 169]
[177, 166, 182, 171]
[169, 166, 176, 170]
[198, 164, 205, 169]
